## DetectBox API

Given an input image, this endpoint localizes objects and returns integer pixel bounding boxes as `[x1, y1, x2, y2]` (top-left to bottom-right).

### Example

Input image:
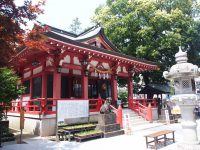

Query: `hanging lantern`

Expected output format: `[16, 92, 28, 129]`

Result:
[106, 73, 109, 79]
[103, 73, 106, 79]
[99, 73, 101, 79]
[94, 70, 98, 77]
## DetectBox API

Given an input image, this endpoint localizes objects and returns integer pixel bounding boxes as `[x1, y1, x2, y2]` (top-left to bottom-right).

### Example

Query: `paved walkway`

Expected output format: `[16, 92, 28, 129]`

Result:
[2, 122, 200, 150]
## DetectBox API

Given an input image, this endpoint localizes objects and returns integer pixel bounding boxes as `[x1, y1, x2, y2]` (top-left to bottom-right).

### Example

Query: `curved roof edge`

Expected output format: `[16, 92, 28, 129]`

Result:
[39, 23, 120, 52]
[45, 31, 158, 67]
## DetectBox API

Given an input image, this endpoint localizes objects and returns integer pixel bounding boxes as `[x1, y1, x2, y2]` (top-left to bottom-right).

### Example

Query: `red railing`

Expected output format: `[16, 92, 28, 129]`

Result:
[129, 98, 153, 122]
[89, 97, 103, 112]
[138, 102, 147, 119]
[131, 98, 157, 108]
[110, 104, 123, 128]
[9, 98, 57, 115]
[8, 98, 103, 115]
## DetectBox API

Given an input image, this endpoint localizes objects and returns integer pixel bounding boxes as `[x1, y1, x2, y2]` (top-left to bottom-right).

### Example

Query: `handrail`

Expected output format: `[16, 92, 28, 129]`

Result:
[138, 103, 147, 119]
[110, 104, 117, 112]
[129, 99, 152, 122]
[110, 104, 123, 128]
[132, 98, 158, 108]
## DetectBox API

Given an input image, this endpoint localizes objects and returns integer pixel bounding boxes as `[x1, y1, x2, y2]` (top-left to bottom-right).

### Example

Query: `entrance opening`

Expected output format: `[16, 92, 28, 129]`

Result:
[88, 79, 111, 99]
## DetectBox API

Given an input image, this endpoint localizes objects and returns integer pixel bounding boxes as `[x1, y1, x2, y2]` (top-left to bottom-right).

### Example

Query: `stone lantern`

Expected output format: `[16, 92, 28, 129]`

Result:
[163, 47, 200, 149]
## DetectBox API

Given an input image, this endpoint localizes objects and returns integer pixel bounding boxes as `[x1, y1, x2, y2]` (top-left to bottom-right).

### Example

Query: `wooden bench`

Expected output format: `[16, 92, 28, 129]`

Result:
[144, 130, 175, 150]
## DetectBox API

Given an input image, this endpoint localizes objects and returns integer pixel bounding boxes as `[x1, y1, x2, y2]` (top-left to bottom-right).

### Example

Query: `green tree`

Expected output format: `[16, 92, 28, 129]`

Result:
[68, 17, 82, 34]
[93, 0, 200, 84]
[0, 68, 24, 120]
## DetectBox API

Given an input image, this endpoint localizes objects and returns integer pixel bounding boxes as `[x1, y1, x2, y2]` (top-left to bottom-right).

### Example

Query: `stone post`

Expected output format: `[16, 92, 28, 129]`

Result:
[180, 104, 198, 145]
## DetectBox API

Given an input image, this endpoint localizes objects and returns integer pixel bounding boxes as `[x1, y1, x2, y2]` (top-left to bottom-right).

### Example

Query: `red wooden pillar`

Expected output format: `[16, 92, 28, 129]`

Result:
[82, 75, 88, 99]
[111, 75, 118, 106]
[30, 69, 33, 99]
[153, 98, 157, 108]
[68, 76, 73, 97]
[41, 72, 46, 98]
[128, 76, 133, 108]
[53, 71, 61, 99]
[143, 99, 147, 107]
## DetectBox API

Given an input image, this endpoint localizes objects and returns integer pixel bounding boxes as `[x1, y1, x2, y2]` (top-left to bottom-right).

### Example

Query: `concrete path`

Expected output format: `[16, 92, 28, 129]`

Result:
[2, 122, 200, 150]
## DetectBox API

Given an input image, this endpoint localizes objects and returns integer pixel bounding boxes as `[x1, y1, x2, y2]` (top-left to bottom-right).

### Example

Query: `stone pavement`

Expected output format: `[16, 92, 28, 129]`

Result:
[2, 122, 200, 150]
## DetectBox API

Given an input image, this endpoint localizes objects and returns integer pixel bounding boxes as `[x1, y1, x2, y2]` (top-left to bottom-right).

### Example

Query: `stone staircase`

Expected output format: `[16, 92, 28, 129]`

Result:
[122, 108, 149, 128]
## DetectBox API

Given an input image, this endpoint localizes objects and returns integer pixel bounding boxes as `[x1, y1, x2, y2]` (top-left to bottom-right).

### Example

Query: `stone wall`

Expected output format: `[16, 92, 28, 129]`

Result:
[7, 114, 56, 137]
[152, 108, 158, 121]
[7, 112, 99, 137]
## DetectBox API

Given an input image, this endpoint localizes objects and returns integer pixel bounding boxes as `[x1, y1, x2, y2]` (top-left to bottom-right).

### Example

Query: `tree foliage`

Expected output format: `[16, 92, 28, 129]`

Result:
[93, 0, 200, 84]
[0, 68, 24, 120]
[0, 0, 45, 66]
[68, 17, 82, 34]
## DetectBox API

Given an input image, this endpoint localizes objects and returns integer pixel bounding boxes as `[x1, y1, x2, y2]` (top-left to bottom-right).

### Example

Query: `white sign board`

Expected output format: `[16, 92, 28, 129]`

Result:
[165, 109, 170, 124]
[124, 114, 130, 129]
[57, 100, 89, 123]
[124, 113, 132, 135]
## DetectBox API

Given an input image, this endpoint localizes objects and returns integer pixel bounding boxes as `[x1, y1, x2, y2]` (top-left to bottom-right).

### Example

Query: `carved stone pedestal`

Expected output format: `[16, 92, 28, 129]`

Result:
[171, 95, 200, 150]
[96, 113, 124, 138]
[176, 104, 200, 150]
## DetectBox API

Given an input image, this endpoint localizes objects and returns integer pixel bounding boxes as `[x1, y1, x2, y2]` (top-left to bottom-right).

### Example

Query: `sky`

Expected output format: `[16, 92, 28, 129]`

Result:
[37, 0, 106, 31]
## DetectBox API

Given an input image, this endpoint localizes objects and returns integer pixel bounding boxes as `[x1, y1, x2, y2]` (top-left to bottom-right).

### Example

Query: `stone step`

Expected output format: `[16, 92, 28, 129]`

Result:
[130, 120, 150, 126]
[123, 119, 149, 125]
[124, 119, 146, 124]
[103, 130, 124, 138]
[123, 116, 144, 120]
[123, 119, 149, 126]
[122, 108, 151, 128]
[122, 114, 140, 117]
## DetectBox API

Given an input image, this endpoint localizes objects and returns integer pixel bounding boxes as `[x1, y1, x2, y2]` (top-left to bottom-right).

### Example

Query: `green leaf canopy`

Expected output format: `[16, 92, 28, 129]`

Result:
[93, 0, 200, 84]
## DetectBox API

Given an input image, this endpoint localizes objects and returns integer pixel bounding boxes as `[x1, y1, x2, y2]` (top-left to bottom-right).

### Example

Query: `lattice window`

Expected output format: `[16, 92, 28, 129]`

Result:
[182, 80, 190, 88]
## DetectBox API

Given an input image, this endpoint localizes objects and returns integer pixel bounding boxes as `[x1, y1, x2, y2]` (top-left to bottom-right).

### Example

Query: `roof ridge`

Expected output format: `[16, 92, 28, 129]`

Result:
[77, 24, 100, 37]
[37, 21, 78, 37]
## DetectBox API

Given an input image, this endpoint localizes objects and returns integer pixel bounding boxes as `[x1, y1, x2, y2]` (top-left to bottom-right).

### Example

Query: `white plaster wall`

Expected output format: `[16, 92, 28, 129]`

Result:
[33, 66, 43, 75]
[60, 68, 69, 73]
[46, 57, 54, 66]
[122, 66, 127, 73]
[102, 63, 110, 69]
[73, 57, 81, 65]
[73, 69, 81, 75]
[91, 60, 98, 67]
[23, 71, 31, 79]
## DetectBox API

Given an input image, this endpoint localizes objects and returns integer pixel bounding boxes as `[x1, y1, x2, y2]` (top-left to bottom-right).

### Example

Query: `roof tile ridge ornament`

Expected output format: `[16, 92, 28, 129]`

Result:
[163, 46, 200, 80]
[175, 46, 188, 64]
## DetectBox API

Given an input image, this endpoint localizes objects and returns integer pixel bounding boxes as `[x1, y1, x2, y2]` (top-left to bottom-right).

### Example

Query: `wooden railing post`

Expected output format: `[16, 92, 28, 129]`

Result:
[128, 98, 132, 109]
[117, 105, 123, 128]
[27, 101, 30, 112]
[98, 97, 102, 111]
[40, 98, 46, 115]
[147, 103, 152, 123]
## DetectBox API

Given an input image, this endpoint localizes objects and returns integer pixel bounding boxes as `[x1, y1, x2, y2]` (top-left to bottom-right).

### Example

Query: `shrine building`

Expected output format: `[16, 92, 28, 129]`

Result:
[8, 24, 159, 136]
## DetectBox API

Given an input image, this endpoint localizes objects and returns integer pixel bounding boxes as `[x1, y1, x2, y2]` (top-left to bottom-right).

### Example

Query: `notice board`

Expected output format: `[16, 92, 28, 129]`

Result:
[57, 100, 89, 123]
